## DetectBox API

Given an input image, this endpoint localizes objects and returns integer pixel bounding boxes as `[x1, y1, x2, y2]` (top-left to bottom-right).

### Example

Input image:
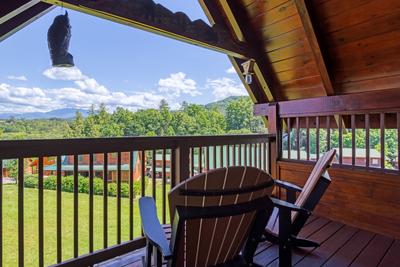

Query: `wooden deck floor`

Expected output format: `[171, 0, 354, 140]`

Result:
[99, 216, 399, 267]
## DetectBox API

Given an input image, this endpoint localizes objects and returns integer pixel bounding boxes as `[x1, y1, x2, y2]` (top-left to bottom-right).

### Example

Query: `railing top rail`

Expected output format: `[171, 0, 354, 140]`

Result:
[254, 88, 400, 118]
[0, 134, 274, 159]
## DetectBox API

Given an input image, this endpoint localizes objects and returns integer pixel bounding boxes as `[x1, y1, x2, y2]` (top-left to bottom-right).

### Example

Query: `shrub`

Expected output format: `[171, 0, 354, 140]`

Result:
[23, 174, 148, 198]
[24, 175, 38, 188]
[43, 176, 57, 190]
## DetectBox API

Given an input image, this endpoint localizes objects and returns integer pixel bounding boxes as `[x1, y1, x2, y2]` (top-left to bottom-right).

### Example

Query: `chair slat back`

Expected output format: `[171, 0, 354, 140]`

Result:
[168, 166, 274, 267]
[293, 149, 336, 220]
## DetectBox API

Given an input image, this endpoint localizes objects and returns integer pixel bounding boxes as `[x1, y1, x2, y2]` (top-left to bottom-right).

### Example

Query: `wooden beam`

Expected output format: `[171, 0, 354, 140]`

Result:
[0, 0, 40, 23]
[41, 0, 248, 58]
[254, 88, 400, 118]
[0, 2, 53, 42]
[199, 0, 267, 103]
[294, 0, 334, 96]
[207, 0, 278, 101]
[220, 0, 280, 102]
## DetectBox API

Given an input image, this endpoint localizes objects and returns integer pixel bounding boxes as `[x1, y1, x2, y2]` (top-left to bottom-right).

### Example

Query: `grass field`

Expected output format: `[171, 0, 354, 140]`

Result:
[2, 181, 170, 266]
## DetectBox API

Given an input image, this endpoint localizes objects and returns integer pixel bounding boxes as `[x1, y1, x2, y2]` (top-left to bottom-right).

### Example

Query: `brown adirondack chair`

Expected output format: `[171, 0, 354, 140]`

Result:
[263, 149, 336, 267]
[139, 166, 275, 267]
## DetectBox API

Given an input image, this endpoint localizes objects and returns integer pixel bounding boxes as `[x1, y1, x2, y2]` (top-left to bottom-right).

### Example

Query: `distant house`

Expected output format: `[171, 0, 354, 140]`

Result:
[30, 152, 142, 182]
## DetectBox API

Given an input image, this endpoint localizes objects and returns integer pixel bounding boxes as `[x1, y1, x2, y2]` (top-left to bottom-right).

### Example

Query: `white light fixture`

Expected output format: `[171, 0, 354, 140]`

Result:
[241, 59, 255, 84]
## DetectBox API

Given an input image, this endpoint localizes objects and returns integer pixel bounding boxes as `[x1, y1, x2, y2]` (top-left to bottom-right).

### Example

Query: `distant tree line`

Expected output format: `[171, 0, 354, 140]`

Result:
[0, 97, 266, 140]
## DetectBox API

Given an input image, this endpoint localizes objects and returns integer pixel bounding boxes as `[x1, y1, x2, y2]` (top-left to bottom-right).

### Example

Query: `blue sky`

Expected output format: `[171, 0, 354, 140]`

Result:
[0, 1, 245, 114]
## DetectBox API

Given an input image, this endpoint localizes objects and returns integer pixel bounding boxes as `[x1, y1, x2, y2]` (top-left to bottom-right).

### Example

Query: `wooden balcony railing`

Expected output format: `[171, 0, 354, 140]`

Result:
[255, 89, 400, 174]
[0, 134, 274, 267]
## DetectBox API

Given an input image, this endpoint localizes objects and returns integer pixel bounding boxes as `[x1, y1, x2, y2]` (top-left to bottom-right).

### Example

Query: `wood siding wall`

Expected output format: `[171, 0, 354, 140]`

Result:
[277, 160, 400, 238]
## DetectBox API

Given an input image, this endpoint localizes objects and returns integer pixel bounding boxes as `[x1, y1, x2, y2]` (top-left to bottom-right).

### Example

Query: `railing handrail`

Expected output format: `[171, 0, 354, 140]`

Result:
[0, 134, 274, 159]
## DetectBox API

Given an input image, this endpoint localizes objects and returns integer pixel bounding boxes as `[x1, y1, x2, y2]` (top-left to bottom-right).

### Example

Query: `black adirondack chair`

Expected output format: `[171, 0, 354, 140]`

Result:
[139, 166, 275, 267]
[263, 149, 336, 267]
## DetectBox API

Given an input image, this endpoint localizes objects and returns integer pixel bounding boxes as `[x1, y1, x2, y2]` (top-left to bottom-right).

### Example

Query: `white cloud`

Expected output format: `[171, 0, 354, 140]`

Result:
[0, 83, 54, 113]
[7, 75, 27, 81]
[1, 67, 248, 115]
[206, 77, 247, 101]
[43, 67, 86, 81]
[43, 67, 109, 95]
[0, 66, 174, 114]
[225, 66, 236, 74]
[158, 72, 200, 97]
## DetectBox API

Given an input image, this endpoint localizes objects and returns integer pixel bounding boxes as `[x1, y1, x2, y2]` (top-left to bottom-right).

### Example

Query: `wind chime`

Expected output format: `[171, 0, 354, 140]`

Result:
[47, 10, 74, 67]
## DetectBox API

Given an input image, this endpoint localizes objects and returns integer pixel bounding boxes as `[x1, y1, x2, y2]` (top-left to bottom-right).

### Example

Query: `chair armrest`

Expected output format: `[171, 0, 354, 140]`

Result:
[271, 197, 308, 213]
[275, 179, 303, 193]
[139, 197, 172, 259]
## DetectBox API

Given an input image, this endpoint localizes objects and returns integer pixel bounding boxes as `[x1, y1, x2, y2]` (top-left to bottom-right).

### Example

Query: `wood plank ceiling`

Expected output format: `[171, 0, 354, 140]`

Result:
[204, 0, 400, 103]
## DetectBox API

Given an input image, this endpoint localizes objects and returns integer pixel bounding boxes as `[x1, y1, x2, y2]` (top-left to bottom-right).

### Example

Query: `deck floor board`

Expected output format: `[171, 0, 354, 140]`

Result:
[113, 216, 399, 267]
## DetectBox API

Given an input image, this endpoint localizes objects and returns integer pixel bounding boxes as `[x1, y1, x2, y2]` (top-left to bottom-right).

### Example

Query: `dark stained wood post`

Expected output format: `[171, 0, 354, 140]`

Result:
[174, 143, 190, 184]
[254, 102, 279, 178]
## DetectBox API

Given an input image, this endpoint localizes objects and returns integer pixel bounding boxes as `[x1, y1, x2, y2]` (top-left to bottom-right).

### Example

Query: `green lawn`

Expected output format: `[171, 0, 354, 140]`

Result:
[2, 181, 170, 266]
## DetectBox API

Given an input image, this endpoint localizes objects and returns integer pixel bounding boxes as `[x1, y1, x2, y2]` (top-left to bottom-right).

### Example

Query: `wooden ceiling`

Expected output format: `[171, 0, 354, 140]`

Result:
[1, 0, 399, 105]
[201, 0, 400, 103]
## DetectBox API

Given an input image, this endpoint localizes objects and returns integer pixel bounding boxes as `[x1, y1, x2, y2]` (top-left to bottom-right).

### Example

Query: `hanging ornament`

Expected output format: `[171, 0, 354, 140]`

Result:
[47, 11, 74, 67]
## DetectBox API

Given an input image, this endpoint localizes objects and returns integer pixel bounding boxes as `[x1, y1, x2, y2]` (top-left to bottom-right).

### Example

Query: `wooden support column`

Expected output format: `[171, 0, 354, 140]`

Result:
[174, 144, 190, 184]
[254, 103, 279, 179]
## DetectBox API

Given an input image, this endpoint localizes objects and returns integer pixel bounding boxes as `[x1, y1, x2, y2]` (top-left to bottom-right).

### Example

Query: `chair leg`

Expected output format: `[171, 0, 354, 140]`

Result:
[153, 246, 162, 267]
[142, 241, 153, 267]
[279, 209, 292, 267]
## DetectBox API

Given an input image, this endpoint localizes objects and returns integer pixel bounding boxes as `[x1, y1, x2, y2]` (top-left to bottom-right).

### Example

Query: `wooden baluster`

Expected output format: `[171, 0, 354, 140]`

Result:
[306, 117, 310, 161]
[141, 151, 146, 197]
[351, 114, 356, 166]
[316, 117, 320, 160]
[152, 150, 156, 199]
[226, 145, 230, 167]
[206, 146, 210, 171]
[38, 157, 44, 267]
[233, 144, 236, 166]
[171, 148, 176, 188]
[89, 154, 94, 252]
[117, 152, 122, 244]
[365, 114, 370, 168]
[326, 116, 331, 151]
[129, 151, 134, 239]
[220, 145, 224, 167]
[190, 147, 194, 176]
[258, 143, 262, 168]
[213, 146, 217, 169]
[238, 144, 242, 166]
[18, 158, 24, 267]
[267, 141, 271, 173]
[253, 144, 257, 167]
[140, 150, 146, 237]
[103, 153, 108, 247]
[199, 147, 203, 173]
[73, 154, 78, 257]
[263, 142, 267, 171]
[296, 117, 300, 160]
[56, 156, 62, 263]
[287, 117, 291, 159]
[339, 115, 343, 165]
[244, 144, 248, 165]
[249, 144, 253, 166]
[162, 149, 167, 224]
[398, 112, 400, 171]
[380, 113, 385, 169]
